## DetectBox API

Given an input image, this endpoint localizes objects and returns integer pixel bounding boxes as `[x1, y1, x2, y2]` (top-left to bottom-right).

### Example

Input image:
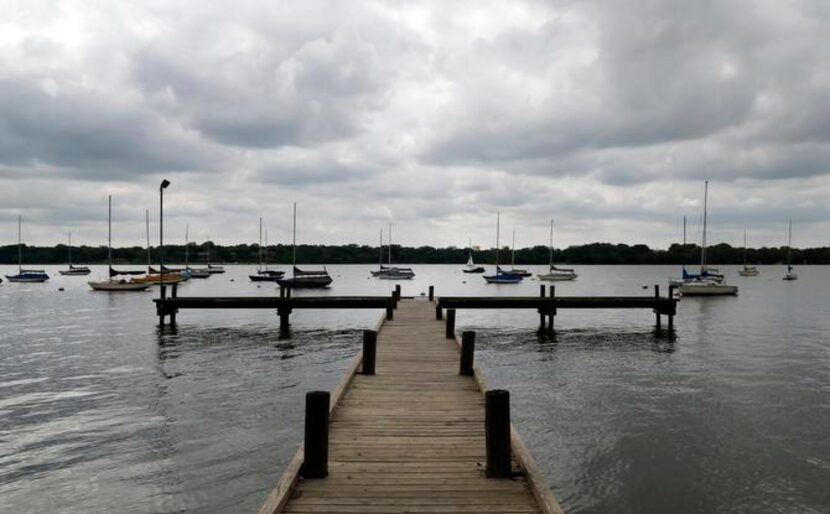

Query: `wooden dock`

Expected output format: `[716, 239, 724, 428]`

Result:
[259, 299, 562, 514]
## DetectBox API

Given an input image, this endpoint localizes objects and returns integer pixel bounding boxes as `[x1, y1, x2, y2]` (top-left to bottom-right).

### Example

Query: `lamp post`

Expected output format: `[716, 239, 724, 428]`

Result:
[159, 179, 170, 291]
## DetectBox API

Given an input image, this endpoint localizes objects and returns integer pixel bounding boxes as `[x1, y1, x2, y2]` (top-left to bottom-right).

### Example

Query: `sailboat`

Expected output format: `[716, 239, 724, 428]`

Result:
[463, 239, 485, 274]
[184, 225, 211, 278]
[88, 196, 150, 291]
[506, 230, 532, 277]
[5, 216, 50, 282]
[783, 220, 798, 280]
[538, 219, 577, 281]
[737, 229, 759, 276]
[484, 213, 523, 284]
[202, 237, 224, 274]
[59, 232, 91, 275]
[373, 223, 415, 280]
[276, 203, 333, 289]
[250, 218, 285, 281]
[678, 181, 738, 296]
[136, 209, 189, 284]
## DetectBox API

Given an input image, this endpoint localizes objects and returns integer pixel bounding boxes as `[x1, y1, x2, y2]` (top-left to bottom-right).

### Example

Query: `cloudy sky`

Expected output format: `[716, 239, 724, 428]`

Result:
[1, 0, 828, 250]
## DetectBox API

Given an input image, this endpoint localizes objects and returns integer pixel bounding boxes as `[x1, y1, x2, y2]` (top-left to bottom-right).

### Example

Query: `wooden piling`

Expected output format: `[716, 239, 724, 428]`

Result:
[301, 391, 330, 479]
[445, 308, 456, 339]
[548, 286, 556, 331]
[485, 389, 512, 478]
[428, 285, 434, 301]
[386, 305, 394, 321]
[169, 283, 178, 326]
[158, 285, 167, 327]
[654, 285, 661, 330]
[279, 309, 291, 337]
[395, 284, 401, 301]
[460, 330, 475, 376]
[539, 285, 546, 329]
[279, 286, 285, 298]
[435, 304, 442, 320]
[362, 330, 376, 375]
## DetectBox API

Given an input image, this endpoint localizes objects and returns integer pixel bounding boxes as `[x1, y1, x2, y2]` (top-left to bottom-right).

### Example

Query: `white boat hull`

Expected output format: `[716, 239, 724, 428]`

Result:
[738, 269, 759, 276]
[88, 280, 150, 291]
[783, 273, 798, 281]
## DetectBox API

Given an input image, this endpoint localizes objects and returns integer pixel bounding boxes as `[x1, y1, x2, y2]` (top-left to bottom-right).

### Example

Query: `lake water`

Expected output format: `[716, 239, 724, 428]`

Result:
[1, 264, 828, 513]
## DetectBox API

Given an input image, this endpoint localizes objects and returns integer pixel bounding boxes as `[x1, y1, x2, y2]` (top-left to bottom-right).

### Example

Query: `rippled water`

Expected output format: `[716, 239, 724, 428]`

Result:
[1, 264, 828, 513]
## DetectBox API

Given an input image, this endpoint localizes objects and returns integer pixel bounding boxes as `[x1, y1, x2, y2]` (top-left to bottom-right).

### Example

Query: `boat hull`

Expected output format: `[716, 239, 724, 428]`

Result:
[59, 268, 91, 276]
[5, 272, 50, 282]
[783, 273, 798, 280]
[276, 277, 333, 289]
[678, 283, 738, 296]
[462, 267, 485, 273]
[538, 273, 577, 281]
[738, 269, 759, 277]
[88, 280, 150, 291]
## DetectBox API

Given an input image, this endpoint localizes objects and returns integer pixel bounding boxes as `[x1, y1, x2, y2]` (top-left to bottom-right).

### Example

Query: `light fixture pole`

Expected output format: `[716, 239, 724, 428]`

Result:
[159, 179, 171, 290]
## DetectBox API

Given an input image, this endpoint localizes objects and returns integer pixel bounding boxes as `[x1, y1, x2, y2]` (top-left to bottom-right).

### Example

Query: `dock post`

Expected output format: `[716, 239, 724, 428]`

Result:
[391, 291, 398, 310]
[667, 313, 674, 333]
[428, 285, 434, 301]
[435, 304, 443, 320]
[485, 389, 512, 478]
[302, 391, 330, 479]
[539, 285, 546, 330]
[654, 285, 661, 330]
[158, 285, 167, 327]
[445, 309, 456, 339]
[279, 285, 285, 298]
[548, 285, 556, 331]
[460, 331, 475, 376]
[286, 287, 292, 298]
[386, 303, 394, 321]
[362, 330, 377, 375]
[395, 284, 401, 301]
[279, 309, 291, 337]
[169, 283, 178, 326]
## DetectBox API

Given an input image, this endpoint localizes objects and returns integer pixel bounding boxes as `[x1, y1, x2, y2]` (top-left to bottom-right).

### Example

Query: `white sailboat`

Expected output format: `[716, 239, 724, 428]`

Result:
[783, 219, 798, 281]
[88, 196, 150, 291]
[185, 225, 211, 278]
[373, 223, 415, 280]
[538, 219, 577, 281]
[484, 212, 523, 284]
[737, 229, 759, 276]
[678, 181, 738, 296]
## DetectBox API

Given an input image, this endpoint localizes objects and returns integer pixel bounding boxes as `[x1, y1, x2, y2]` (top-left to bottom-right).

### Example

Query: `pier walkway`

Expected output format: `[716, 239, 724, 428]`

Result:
[259, 298, 561, 514]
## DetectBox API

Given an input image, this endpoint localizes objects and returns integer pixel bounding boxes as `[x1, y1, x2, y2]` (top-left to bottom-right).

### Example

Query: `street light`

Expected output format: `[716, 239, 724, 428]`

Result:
[159, 179, 170, 289]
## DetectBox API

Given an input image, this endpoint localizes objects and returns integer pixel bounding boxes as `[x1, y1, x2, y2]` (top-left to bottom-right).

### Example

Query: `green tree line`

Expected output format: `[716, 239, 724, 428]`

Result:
[1, 242, 828, 265]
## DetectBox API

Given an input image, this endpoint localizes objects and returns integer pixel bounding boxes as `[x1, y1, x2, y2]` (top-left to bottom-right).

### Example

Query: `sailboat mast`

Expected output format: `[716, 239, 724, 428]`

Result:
[549, 219, 554, 267]
[264, 229, 269, 271]
[107, 196, 112, 271]
[388, 222, 392, 266]
[17, 215, 22, 273]
[185, 224, 189, 268]
[701, 181, 709, 271]
[683, 216, 687, 246]
[292, 203, 297, 267]
[787, 219, 792, 267]
[743, 229, 747, 265]
[495, 212, 500, 267]
[145, 209, 151, 270]
[258, 217, 263, 273]
[511, 230, 515, 266]
[68, 232, 72, 267]
[379, 228, 383, 268]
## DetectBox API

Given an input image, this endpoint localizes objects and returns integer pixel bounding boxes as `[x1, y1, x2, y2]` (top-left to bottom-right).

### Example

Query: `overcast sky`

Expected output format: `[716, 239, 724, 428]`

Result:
[1, 0, 828, 250]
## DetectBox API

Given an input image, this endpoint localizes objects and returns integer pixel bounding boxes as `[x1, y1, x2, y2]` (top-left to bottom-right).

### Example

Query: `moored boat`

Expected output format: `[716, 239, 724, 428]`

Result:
[783, 220, 798, 280]
[275, 203, 333, 289]
[483, 213, 523, 284]
[88, 196, 151, 292]
[371, 223, 415, 280]
[250, 220, 284, 282]
[59, 232, 91, 275]
[538, 219, 577, 281]
[5, 216, 49, 283]
[737, 229, 759, 277]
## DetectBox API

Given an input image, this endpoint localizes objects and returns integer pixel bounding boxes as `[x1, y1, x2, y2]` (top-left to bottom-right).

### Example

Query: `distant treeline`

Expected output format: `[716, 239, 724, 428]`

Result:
[1, 242, 828, 265]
